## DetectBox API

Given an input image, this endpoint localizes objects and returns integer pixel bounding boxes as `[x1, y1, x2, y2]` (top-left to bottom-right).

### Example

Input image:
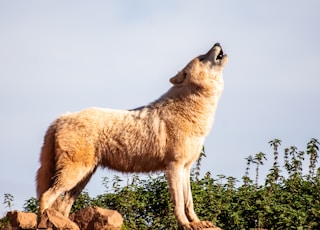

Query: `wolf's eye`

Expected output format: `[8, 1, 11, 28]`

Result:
[183, 72, 187, 78]
[198, 55, 206, 62]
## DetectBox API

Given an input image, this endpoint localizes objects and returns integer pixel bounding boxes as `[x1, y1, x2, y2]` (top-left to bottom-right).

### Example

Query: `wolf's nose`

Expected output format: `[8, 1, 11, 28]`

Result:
[214, 43, 221, 47]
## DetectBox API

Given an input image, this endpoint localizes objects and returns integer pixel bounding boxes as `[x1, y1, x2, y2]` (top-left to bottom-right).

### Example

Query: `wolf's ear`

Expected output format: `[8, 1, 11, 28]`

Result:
[170, 72, 187, 85]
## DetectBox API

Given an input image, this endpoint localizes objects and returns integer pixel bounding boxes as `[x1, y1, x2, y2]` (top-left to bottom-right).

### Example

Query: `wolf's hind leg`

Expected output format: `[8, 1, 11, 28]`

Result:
[39, 164, 95, 215]
[56, 167, 97, 216]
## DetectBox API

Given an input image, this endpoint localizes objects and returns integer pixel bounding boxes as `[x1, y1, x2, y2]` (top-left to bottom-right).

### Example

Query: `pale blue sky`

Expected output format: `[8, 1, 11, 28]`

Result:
[1, 1, 320, 214]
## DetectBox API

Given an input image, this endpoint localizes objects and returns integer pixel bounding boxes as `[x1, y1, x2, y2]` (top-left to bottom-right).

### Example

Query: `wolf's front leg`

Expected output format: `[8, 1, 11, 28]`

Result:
[180, 166, 217, 230]
[182, 165, 200, 223]
[166, 162, 190, 226]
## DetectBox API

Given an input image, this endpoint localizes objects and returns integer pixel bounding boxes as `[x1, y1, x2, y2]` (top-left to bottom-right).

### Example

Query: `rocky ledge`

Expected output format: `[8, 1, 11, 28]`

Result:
[4, 206, 123, 230]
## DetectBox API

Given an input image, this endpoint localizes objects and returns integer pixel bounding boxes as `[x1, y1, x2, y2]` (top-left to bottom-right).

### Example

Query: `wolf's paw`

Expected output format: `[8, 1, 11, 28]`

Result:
[179, 221, 221, 230]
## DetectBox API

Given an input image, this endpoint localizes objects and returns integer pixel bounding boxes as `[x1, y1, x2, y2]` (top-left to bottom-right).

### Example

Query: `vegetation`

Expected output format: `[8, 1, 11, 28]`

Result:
[1, 138, 319, 229]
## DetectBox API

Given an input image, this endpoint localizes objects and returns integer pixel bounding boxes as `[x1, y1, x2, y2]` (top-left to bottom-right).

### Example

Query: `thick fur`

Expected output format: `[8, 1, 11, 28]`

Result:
[36, 44, 228, 229]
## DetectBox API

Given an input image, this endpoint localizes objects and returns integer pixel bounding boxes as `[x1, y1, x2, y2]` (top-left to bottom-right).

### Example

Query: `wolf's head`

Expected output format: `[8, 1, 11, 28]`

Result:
[170, 43, 228, 88]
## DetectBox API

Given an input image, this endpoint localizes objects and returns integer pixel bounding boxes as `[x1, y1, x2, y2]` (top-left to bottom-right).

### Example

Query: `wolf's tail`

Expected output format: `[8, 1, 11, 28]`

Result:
[36, 124, 57, 199]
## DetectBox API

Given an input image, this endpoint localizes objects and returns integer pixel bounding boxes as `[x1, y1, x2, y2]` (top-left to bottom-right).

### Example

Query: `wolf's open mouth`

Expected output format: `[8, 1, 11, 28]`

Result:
[216, 49, 224, 61]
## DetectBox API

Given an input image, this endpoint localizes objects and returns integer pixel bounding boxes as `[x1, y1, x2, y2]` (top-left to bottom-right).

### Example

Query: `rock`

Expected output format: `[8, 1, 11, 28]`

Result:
[69, 206, 123, 230]
[37, 208, 79, 230]
[179, 227, 221, 230]
[4, 207, 122, 230]
[6, 211, 37, 229]
[179, 221, 222, 230]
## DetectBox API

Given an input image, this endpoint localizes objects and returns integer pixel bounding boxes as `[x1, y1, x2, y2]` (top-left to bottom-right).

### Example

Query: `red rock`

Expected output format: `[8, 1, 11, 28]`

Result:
[37, 208, 79, 230]
[6, 211, 37, 229]
[70, 206, 123, 230]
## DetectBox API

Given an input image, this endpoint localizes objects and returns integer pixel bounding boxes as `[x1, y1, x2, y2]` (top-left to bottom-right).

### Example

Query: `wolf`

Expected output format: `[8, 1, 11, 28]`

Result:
[36, 43, 228, 229]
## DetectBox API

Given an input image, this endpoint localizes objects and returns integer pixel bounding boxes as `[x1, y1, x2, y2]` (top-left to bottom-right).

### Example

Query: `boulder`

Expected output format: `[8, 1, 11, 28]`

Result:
[70, 206, 123, 230]
[37, 208, 79, 230]
[4, 207, 122, 230]
[6, 211, 37, 229]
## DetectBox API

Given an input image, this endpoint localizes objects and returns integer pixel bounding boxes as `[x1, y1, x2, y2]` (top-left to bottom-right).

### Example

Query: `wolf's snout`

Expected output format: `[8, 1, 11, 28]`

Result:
[198, 42, 227, 66]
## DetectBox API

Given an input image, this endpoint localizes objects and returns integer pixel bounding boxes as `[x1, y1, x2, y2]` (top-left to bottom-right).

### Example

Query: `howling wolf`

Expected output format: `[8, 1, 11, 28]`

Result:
[36, 43, 228, 229]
